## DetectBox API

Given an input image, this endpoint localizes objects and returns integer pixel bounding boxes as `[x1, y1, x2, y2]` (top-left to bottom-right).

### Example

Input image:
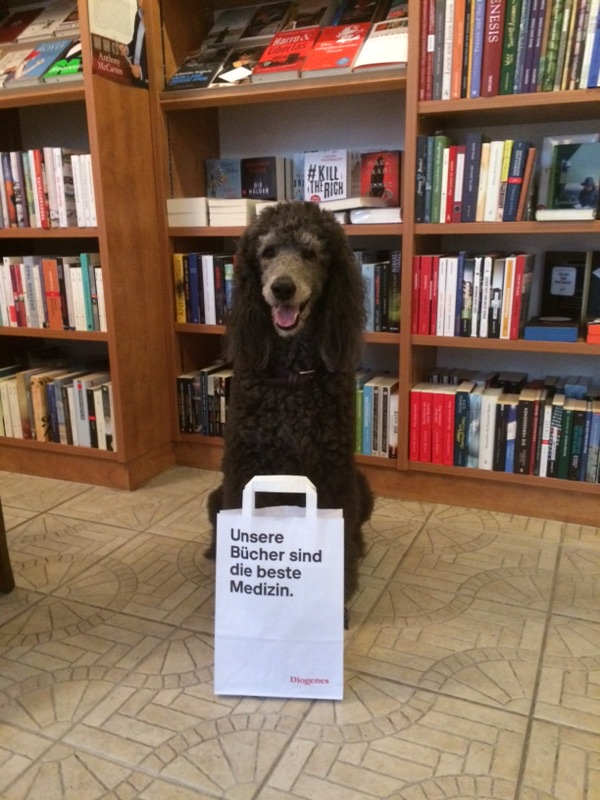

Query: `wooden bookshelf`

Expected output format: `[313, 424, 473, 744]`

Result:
[0, 0, 173, 489]
[141, 0, 600, 525]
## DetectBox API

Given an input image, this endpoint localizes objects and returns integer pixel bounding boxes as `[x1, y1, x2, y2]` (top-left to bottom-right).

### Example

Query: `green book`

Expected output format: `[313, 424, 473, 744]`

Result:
[541, 0, 566, 91]
[431, 133, 451, 225]
[499, 0, 524, 94]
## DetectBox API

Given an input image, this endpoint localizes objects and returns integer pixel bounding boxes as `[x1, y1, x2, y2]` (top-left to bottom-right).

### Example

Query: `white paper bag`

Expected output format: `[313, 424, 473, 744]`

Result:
[214, 475, 344, 699]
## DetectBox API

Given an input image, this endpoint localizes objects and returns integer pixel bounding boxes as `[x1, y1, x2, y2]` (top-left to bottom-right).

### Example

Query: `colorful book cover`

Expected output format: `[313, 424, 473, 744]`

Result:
[165, 48, 227, 91]
[251, 26, 321, 81]
[3, 38, 73, 88]
[301, 22, 371, 77]
[359, 150, 401, 206]
[42, 39, 82, 82]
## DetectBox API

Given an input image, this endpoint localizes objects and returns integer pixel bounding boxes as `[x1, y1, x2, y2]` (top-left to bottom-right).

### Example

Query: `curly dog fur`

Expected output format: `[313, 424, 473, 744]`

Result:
[206, 201, 374, 605]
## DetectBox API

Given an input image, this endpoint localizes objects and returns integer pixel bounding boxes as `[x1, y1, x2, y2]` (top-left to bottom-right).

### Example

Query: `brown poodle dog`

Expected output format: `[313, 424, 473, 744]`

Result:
[206, 201, 373, 608]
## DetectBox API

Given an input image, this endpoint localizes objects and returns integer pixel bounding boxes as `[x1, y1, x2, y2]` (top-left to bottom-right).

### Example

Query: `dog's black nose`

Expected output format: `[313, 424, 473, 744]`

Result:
[271, 277, 296, 302]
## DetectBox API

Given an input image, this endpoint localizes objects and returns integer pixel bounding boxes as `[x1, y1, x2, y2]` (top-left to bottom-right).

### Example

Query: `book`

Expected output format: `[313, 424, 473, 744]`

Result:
[251, 26, 321, 80]
[461, 131, 487, 222]
[201, 5, 258, 51]
[206, 158, 242, 199]
[478, 386, 504, 469]
[351, 18, 408, 71]
[3, 38, 74, 88]
[502, 140, 532, 221]
[359, 150, 401, 206]
[482, 139, 505, 222]
[488, 255, 506, 338]
[469, 0, 487, 97]
[42, 38, 82, 82]
[165, 47, 228, 90]
[241, 156, 290, 200]
[303, 148, 360, 202]
[499, 253, 516, 339]
[536, 133, 600, 214]
[53, 146, 79, 227]
[543, 140, 600, 218]
[283, 0, 338, 29]
[349, 206, 401, 223]
[301, 22, 371, 77]
[499, 0, 524, 93]
[210, 42, 267, 85]
[242, 1, 294, 39]
[454, 380, 475, 466]
[16, 0, 76, 42]
[333, 0, 381, 24]
[480, 0, 507, 96]
[0, 8, 45, 45]
[523, 315, 580, 341]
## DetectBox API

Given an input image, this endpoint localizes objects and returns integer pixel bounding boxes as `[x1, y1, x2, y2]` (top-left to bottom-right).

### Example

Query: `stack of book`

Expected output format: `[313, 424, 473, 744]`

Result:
[355, 369, 399, 458]
[176, 362, 233, 436]
[0, 360, 115, 450]
[409, 369, 600, 483]
[420, 0, 600, 100]
[0, 147, 95, 230]
[208, 198, 260, 226]
[0, 252, 106, 332]
[164, 0, 405, 91]
[412, 250, 535, 341]
[414, 133, 536, 224]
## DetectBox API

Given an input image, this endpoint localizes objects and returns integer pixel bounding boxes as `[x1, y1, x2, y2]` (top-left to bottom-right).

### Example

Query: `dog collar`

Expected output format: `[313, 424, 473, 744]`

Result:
[264, 369, 316, 390]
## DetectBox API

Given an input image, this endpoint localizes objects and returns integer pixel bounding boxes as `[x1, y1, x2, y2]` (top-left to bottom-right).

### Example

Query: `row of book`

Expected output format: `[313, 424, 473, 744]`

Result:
[165, 0, 405, 91]
[177, 363, 233, 437]
[415, 133, 536, 225]
[412, 251, 534, 340]
[173, 252, 234, 326]
[0, 252, 107, 332]
[359, 249, 400, 333]
[0, 147, 95, 230]
[420, 0, 600, 101]
[206, 149, 402, 207]
[0, 36, 82, 89]
[176, 361, 400, 459]
[410, 369, 600, 484]
[356, 370, 399, 457]
[0, 361, 115, 450]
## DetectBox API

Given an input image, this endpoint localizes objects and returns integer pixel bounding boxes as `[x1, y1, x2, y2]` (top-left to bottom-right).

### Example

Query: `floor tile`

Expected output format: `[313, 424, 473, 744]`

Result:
[535, 614, 600, 735]
[0, 724, 53, 797]
[0, 742, 219, 800]
[428, 504, 563, 543]
[262, 674, 525, 799]
[553, 542, 600, 621]
[519, 721, 600, 800]
[0, 473, 91, 513]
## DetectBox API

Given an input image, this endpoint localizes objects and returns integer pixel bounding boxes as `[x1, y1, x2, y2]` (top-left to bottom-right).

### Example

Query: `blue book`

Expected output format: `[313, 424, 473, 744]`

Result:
[502, 141, 532, 221]
[527, 0, 548, 91]
[4, 39, 74, 88]
[461, 132, 486, 222]
[523, 317, 579, 342]
[361, 262, 376, 332]
[469, 0, 487, 98]
[504, 395, 519, 472]
[454, 251, 467, 336]
[362, 378, 377, 455]
[187, 252, 201, 324]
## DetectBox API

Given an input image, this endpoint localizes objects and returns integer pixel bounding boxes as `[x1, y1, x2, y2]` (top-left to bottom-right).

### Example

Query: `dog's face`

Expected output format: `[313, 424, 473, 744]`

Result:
[256, 228, 328, 337]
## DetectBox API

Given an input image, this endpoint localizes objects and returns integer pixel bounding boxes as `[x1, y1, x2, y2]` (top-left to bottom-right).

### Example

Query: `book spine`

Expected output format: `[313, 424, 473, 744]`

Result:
[502, 141, 530, 221]
[469, 0, 487, 97]
[415, 135, 427, 223]
[481, 0, 507, 96]
[454, 389, 470, 465]
[461, 132, 483, 222]
[527, 0, 549, 91]
[513, 0, 533, 91]
[499, 0, 523, 92]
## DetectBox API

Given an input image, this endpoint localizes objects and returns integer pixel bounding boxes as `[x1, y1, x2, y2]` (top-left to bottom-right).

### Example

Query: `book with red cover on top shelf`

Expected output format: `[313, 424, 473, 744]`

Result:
[251, 25, 321, 80]
[301, 22, 371, 77]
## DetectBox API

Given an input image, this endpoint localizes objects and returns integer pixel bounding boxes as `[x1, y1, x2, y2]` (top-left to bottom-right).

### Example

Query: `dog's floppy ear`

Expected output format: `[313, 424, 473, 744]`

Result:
[224, 222, 274, 371]
[318, 213, 366, 372]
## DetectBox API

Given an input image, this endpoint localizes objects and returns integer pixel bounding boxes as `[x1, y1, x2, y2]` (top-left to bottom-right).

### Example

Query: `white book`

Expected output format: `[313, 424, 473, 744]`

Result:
[579, 0, 600, 88]
[102, 382, 116, 452]
[470, 255, 483, 338]
[478, 387, 504, 470]
[60, 256, 80, 329]
[386, 385, 399, 459]
[478, 254, 494, 338]
[0, 379, 14, 437]
[30, 256, 46, 327]
[74, 371, 110, 448]
[69, 263, 87, 331]
[43, 145, 60, 228]
[475, 142, 491, 222]
[17, 0, 77, 41]
[6, 379, 22, 437]
[82, 154, 97, 226]
[53, 146, 79, 227]
[454, 147, 466, 217]
[439, 146, 450, 223]
[94, 266, 107, 331]
[537, 395, 554, 478]
[483, 140, 505, 222]
[20, 260, 38, 328]
[93, 384, 106, 450]
[441, 0, 455, 100]
[71, 153, 86, 226]
[377, 375, 399, 458]
[443, 255, 458, 337]
[201, 254, 217, 325]
[436, 255, 447, 336]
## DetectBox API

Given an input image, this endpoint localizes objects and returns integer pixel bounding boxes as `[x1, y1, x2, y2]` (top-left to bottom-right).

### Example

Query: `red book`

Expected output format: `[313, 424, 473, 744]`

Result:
[509, 253, 534, 340]
[411, 254, 420, 334]
[31, 149, 50, 230]
[430, 386, 445, 464]
[480, 0, 507, 96]
[444, 145, 458, 223]
[359, 149, 401, 206]
[9, 262, 26, 327]
[251, 26, 321, 82]
[301, 22, 371, 77]
[429, 254, 440, 335]
[41, 257, 64, 330]
[419, 384, 433, 462]
[409, 384, 422, 461]
[441, 385, 458, 465]
[418, 253, 433, 335]
[421, 0, 436, 100]
[451, 145, 466, 222]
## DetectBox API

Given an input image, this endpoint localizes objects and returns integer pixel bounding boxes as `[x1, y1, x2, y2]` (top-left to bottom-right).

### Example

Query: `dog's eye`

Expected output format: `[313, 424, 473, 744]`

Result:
[261, 246, 276, 259]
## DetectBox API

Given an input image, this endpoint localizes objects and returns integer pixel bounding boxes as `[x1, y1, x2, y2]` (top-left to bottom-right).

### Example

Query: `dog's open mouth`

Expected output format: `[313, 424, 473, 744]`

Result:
[272, 303, 305, 330]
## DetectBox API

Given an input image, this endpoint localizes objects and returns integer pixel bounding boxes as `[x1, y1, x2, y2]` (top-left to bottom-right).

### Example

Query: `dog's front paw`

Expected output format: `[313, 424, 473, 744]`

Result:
[204, 544, 216, 560]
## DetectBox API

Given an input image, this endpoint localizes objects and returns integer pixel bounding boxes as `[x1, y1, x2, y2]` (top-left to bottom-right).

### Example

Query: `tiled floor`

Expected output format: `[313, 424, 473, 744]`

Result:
[0, 466, 599, 800]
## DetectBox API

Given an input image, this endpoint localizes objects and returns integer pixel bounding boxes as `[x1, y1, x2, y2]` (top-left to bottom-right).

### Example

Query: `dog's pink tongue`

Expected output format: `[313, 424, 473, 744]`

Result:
[274, 306, 299, 328]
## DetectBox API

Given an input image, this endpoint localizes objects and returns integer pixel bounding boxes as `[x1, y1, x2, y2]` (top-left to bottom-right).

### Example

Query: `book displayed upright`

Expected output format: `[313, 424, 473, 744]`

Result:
[351, 18, 409, 71]
[251, 26, 321, 81]
[303, 149, 360, 202]
[301, 22, 371, 77]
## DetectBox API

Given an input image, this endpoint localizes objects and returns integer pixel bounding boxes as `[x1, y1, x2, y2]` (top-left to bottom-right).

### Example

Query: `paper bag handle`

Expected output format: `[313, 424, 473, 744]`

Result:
[242, 475, 317, 518]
